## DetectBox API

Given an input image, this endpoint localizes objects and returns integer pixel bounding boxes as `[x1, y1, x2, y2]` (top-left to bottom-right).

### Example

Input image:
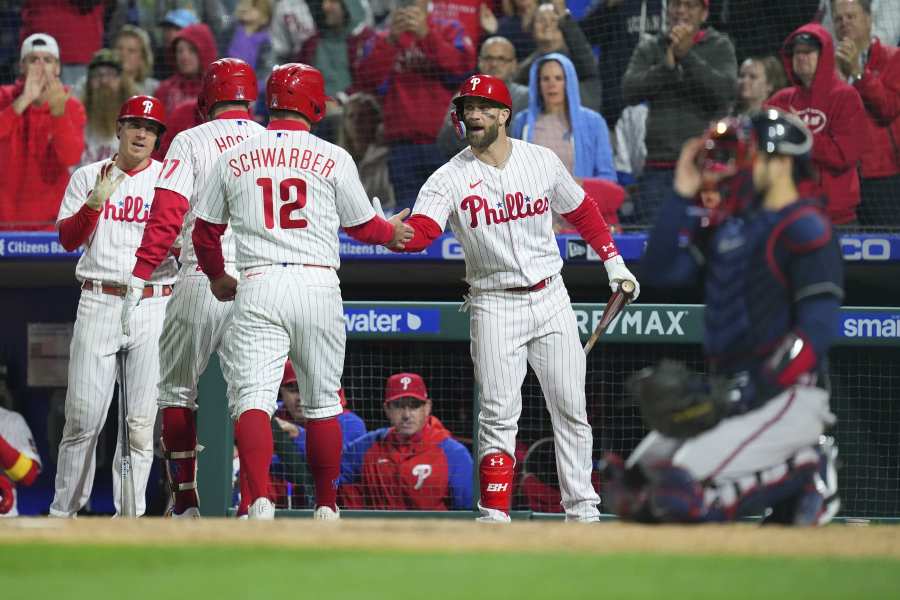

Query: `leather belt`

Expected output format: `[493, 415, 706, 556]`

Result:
[82, 281, 174, 299]
[506, 276, 552, 293]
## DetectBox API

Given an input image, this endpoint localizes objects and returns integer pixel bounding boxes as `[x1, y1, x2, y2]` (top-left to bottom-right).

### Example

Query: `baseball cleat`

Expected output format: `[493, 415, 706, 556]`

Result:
[476, 502, 511, 523]
[248, 498, 275, 520]
[172, 506, 201, 519]
[313, 506, 340, 521]
[813, 436, 841, 526]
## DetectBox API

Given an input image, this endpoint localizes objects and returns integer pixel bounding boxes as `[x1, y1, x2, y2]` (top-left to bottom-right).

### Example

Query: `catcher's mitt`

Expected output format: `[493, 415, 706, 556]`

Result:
[632, 360, 731, 438]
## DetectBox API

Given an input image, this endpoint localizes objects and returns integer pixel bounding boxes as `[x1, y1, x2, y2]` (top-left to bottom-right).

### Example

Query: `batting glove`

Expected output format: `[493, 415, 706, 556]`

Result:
[603, 255, 641, 301]
[86, 162, 126, 211]
[120, 275, 145, 337]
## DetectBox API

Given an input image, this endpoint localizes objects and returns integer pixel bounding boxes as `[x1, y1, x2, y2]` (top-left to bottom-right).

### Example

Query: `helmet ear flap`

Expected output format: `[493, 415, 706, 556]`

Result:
[452, 110, 465, 140]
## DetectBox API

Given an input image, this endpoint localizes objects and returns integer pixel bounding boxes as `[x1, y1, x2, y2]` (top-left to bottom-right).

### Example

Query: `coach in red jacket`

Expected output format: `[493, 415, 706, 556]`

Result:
[0, 33, 85, 231]
[833, 0, 900, 226]
[339, 373, 473, 510]
[767, 23, 865, 224]
[354, 0, 476, 210]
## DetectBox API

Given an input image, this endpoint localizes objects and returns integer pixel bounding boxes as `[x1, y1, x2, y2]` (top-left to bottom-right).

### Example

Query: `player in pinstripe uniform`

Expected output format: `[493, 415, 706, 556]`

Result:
[120, 58, 264, 519]
[0, 403, 42, 516]
[191, 63, 414, 520]
[396, 74, 641, 522]
[51, 95, 176, 517]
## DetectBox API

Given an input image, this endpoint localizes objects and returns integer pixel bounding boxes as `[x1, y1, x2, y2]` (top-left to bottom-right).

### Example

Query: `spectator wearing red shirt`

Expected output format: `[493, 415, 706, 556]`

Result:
[0, 34, 85, 231]
[355, 0, 476, 210]
[833, 0, 900, 226]
[767, 24, 866, 224]
[21, 0, 104, 85]
[339, 373, 474, 510]
[155, 23, 218, 115]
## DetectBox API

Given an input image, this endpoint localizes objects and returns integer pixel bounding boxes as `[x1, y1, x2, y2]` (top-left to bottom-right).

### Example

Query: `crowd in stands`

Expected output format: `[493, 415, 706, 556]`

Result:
[1, 0, 899, 230]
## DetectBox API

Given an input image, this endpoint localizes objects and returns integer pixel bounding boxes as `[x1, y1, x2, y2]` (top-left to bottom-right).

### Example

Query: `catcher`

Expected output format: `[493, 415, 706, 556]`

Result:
[604, 109, 842, 526]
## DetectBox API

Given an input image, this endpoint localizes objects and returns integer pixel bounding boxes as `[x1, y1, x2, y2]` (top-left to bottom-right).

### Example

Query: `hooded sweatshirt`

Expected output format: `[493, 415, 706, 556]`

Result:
[155, 24, 219, 115]
[510, 53, 615, 181]
[852, 37, 900, 180]
[0, 82, 86, 230]
[767, 24, 865, 224]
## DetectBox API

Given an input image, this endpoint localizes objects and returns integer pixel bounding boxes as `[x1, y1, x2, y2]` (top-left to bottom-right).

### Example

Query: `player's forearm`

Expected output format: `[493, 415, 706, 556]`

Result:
[0, 434, 39, 486]
[395, 214, 442, 253]
[560, 196, 619, 261]
[133, 189, 191, 280]
[343, 215, 394, 245]
[192, 218, 228, 280]
[57, 204, 101, 251]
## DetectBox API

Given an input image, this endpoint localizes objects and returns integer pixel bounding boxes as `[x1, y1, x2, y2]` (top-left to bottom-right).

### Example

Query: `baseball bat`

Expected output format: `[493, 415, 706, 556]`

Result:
[117, 349, 137, 518]
[583, 279, 636, 356]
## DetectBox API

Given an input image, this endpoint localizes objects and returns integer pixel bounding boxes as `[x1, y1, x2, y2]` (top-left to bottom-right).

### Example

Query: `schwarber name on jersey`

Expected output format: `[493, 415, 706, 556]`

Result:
[57, 160, 178, 284]
[193, 127, 376, 270]
[413, 139, 584, 290]
[154, 116, 265, 271]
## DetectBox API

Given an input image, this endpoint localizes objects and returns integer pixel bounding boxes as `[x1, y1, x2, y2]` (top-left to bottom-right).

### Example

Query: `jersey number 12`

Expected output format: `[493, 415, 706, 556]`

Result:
[256, 177, 307, 230]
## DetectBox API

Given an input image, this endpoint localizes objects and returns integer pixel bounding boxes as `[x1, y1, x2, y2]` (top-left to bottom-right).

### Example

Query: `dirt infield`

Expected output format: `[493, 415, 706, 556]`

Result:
[1, 518, 897, 558]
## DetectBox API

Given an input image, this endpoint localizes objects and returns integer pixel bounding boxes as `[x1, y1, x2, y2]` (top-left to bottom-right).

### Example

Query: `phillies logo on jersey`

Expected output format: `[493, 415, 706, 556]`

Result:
[101, 195, 150, 223]
[461, 191, 549, 229]
[793, 108, 827, 134]
[411, 464, 432, 490]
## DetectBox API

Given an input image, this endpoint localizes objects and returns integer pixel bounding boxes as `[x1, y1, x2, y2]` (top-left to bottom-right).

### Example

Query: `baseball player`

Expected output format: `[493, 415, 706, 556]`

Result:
[51, 95, 176, 517]
[191, 63, 414, 520]
[0, 405, 42, 517]
[394, 74, 640, 522]
[604, 109, 842, 525]
[120, 58, 265, 519]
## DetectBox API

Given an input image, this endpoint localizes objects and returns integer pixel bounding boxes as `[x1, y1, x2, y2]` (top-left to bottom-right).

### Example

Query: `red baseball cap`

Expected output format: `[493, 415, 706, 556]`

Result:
[281, 361, 297, 386]
[384, 373, 428, 403]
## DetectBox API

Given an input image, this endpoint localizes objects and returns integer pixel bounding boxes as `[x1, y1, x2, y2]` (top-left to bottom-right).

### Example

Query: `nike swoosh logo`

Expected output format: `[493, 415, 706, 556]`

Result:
[469, 179, 483, 189]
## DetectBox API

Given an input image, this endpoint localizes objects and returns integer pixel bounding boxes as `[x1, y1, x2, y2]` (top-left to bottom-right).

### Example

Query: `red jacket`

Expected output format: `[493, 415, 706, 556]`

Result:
[155, 24, 219, 115]
[767, 23, 866, 224]
[0, 82, 86, 231]
[854, 38, 900, 179]
[21, 0, 104, 64]
[354, 17, 475, 143]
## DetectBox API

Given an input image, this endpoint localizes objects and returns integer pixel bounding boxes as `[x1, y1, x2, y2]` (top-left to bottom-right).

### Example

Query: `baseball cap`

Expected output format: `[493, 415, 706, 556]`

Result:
[281, 361, 297, 386]
[788, 32, 822, 52]
[88, 48, 123, 73]
[159, 8, 199, 29]
[21, 33, 59, 61]
[384, 373, 428, 403]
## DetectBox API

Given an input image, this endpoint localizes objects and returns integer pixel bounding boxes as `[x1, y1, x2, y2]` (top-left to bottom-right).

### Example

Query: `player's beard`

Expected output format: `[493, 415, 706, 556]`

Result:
[466, 119, 500, 150]
[85, 79, 136, 138]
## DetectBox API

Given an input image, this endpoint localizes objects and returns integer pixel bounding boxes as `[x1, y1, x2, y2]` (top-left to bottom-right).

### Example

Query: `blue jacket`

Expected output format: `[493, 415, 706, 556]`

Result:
[510, 52, 616, 181]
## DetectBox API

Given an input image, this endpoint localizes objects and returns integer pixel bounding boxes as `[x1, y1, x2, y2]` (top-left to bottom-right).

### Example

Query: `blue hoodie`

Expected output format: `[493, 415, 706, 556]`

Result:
[510, 53, 616, 182]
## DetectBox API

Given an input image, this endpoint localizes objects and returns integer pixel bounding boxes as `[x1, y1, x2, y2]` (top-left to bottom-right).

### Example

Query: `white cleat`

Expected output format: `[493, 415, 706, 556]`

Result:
[172, 507, 201, 519]
[476, 502, 511, 523]
[313, 506, 340, 521]
[248, 498, 275, 520]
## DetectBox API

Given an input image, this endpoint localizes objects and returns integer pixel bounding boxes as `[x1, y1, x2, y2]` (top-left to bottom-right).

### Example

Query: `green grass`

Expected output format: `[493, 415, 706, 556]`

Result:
[2, 545, 899, 600]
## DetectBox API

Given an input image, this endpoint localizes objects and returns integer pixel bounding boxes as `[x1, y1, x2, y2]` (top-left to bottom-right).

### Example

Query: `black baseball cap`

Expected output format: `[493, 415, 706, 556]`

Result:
[787, 32, 822, 53]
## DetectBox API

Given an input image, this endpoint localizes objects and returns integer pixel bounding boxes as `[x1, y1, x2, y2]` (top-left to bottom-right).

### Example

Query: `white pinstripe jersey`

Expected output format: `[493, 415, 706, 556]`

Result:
[413, 139, 585, 290]
[154, 116, 265, 271]
[0, 406, 41, 517]
[193, 127, 376, 270]
[58, 159, 179, 284]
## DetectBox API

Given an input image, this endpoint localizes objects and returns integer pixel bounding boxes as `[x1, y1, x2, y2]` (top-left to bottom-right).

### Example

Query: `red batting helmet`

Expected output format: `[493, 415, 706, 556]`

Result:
[198, 58, 258, 117]
[118, 95, 166, 133]
[452, 74, 512, 115]
[266, 63, 328, 124]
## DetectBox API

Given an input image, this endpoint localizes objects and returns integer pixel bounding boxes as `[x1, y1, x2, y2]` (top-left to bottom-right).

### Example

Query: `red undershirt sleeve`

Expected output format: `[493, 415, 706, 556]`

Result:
[57, 204, 101, 251]
[343, 215, 394, 245]
[560, 196, 620, 261]
[397, 214, 442, 253]
[192, 218, 228, 280]
[133, 189, 191, 279]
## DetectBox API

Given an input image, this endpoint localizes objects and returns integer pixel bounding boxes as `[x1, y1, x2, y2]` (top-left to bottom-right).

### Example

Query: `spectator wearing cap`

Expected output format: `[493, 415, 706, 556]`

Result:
[78, 49, 138, 167]
[340, 373, 473, 510]
[113, 25, 160, 96]
[767, 24, 866, 224]
[622, 0, 736, 225]
[0, 33, 85, 231]
[153, 9, 201, 82]
[270, 361, 367, 506]
[20, 0, 105, 85]
[155, 23, 218, 115]
[832, 0, 900, 226]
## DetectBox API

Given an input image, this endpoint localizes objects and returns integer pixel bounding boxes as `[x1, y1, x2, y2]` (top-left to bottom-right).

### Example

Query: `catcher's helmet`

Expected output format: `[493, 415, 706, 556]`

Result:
[266, 63, 328, 123]
[748, 108, 813, 158]
[198, 58, 258, 117]
[118, 95, 166, 133]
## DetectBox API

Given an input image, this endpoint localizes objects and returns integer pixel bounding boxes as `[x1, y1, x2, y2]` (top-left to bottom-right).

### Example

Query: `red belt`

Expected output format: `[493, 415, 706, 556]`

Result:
[82, 281, 174, 299]
[506, 277, 552, 292]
